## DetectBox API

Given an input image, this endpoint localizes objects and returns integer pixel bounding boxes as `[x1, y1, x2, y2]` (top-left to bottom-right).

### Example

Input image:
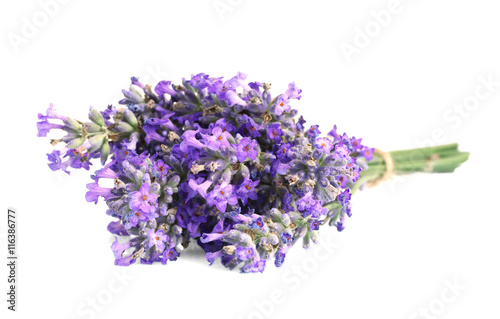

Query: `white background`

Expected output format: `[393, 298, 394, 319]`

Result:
[1, 0, 500, 318]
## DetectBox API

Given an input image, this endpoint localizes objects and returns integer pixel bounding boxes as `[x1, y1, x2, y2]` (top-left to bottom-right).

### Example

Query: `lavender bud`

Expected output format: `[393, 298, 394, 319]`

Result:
[123, 109, 138, 128]
[312, 149, 322, 160]
[168, 175, 180, 186]
[89, 107, 105, 126]
[66, 137, 84, 150]
[84, 122, 103, 133]
[269, 233, 279, 245]
[64, 118, 81, 131]
[116, 121, 135, 133]
[87, 134, 105, 153]
[100, 139, 110, 165]
[318, 177, 329, 188]
[166, 214, 176, 225]
[318, 166, 330, 176]
[310, 231, 318, 244]
[172, 225, 182, 235]
[269, 208, 282, 221]
[302, 234, 310, 250]
[164, 186, 173, 196]
[282, 213, 291, 226]
[150, 182, 161, 194]
[296, 224, 308, 238]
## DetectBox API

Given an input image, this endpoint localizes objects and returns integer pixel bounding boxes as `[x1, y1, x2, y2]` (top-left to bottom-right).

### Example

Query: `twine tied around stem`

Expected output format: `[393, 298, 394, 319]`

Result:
[424, 153, 441, 172]
[366, 148, 394, 188]
[365, 149, 443, 188]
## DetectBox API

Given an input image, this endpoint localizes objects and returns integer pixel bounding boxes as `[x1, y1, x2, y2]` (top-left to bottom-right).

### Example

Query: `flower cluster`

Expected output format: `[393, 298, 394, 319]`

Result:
[37, 73, 374, 272]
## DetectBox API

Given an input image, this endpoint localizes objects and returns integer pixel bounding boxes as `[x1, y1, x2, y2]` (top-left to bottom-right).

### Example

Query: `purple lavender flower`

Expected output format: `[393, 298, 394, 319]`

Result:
[236, 247, 254, 261]
[207, 182, 238, 212]
[205, 250, 224, 265]
[284, 82, 302, 100]
[180, 130, 205, 152]
[155, 80, 177, 96]
[210, 118, 236, 133]
[274, 96, 291, 116]
[276, 143, 291, 160]
[249, 217, 265, 229]
[236, 177, 259, 205]
[111, 237, 132, 259]
[308, 219, 321, 231]
[266, 123, 283, 143]
[315, 137, 333, 152]
[238, 115, 261, 137]
[335, 143, 351, 158]
[143, 125, 166, 144]
[162, 246, 179, 265]
[200, 232, 225, 243]
[210, 78, 235, 100]
[361, 146, 375, 161]
[85, 182, 114, 204]
[36, 119, 64, 137]
[241, 260, 266, 273]
[125, 210, 152, 229]
[189, 73, 213, 89]
[203, 126, 232, 151]
[236, 137, 258, 163]
[107, 221, 128, 236]
[296, 116, 306, 131]
[187, 178, 212, 200]
[307, 125, 321, 139]
[92, 159, 119, 181]
[335, 222, 345, 232]
[280, 232, 293, 245]
[226, 91, 248, 107]
[338, 189, 352, 217]
[336, 175, 349, 188]
[296, 193, 327, 218]
[350, 136, 363, 152]
[274, 250, 286, 267]
[37, 103, 66, 121]
[296, 193, 316, 211]
[229, 72, 251, 91]
[129, 183, 159, 213]
[46, 150, 66, 173]
[152, 159, 171, 178]
[148, 229, 168, 252]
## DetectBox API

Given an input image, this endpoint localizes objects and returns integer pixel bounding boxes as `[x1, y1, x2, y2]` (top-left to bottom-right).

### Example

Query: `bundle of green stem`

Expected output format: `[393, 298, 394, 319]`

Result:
[352, 143, 470, 193]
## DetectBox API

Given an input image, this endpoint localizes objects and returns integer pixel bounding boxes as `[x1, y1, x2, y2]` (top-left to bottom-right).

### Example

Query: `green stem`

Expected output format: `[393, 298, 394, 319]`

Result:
[351, 143, 469, 193]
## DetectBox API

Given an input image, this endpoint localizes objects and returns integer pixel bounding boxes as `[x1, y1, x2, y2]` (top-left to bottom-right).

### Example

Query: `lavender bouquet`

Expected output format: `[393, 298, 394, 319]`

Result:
[36, 73, 469, 273]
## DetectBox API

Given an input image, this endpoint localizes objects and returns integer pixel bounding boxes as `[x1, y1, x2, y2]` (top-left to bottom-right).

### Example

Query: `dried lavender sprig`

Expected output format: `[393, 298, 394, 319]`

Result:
[37, 103, 140, 173]
[36, 73, 468, 273]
